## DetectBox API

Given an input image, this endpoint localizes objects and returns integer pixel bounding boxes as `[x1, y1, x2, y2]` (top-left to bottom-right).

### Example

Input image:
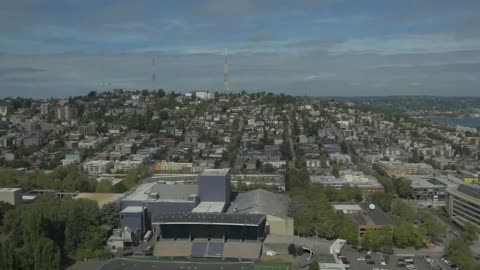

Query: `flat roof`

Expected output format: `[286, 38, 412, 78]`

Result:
[152, 212, 266, 226]
[227, 189, 289, 218]
[192, 201, 225, 213]
[0, 187, 22, 192]
[121, 206, 145, 213]
[447, 186, 480, 204]
[403, 174, 464, 188]
[406, 176, 445, 189]
[200, 168, 230, 176]
[333, 205, 362, 211]
[122, 182, 197, 202]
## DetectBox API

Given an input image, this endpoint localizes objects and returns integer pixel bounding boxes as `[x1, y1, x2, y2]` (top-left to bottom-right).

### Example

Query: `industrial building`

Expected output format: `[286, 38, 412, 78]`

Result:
[113, 168, 284, 258]
[120, 182, 199, 218]
[228, 188, 294, 236]
[446, 184, 480, 229]
[399, 175, 446, 201]
[377, 161, 435, 177]
[310, 171, 385, 199]
[333, 203, 393, 237]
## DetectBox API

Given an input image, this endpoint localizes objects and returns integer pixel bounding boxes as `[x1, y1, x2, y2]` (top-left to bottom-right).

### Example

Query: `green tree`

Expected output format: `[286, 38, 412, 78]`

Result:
[371, 193, 393, 212]
[331, 164, 340, 178]
[95, 179, 113, 193]
[0, 201, 13, 226]
[338, 215, 359, 245]
[396, 178, 412, 198]
[0, 239, 16, 270]
[340, 141, 348, 154]
[447, 237, 479, 270]
[361, 228, 393, 252]
[34, 237, 61, 270]
[393, 222, 427, 248]
[418, 211, 445, 242]
[99, 202, 120, 228]
[390, 201, 416, 223]
[309, 261, 319, 270]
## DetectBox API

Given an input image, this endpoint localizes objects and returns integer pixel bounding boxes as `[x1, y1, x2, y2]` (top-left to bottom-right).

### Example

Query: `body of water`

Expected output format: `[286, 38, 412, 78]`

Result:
[430, 117, 480, 129]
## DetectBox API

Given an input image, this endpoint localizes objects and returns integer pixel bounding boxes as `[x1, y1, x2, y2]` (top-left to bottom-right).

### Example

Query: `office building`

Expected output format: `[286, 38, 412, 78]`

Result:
[446, 184, 480, 229]
[83, 160, 114, 175]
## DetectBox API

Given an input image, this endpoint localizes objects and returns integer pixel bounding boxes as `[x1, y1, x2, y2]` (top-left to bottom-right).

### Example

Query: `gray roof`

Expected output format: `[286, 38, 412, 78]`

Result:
[359, 202, 393, 225]
[200, 168, 230, 176]
[152, 212, 266, 226]
[122, 182, 197, 202]
[227, 189, 288, 219]
[150, 183, 197, 200]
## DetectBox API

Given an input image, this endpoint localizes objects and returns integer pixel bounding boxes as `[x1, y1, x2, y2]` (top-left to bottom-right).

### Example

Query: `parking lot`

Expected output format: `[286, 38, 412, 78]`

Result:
[339, 246, 448, 270]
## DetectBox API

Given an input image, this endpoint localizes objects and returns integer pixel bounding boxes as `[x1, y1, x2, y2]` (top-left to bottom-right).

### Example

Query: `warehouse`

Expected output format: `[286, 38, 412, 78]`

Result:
[228, 188, 294, 236]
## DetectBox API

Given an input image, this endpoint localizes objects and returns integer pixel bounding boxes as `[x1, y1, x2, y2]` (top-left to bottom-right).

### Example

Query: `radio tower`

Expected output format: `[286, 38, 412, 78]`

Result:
[151, 56, 156, 90]
[224, 49, 229, 93]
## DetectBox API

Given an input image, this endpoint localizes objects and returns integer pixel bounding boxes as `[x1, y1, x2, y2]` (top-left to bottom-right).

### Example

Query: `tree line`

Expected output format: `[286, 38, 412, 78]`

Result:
[0, 197, 118, 270]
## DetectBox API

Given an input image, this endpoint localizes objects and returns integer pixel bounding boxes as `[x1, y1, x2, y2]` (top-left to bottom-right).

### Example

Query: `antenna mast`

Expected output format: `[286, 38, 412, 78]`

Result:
[152, 56, 156, 90]
[224, 49, 229, 93]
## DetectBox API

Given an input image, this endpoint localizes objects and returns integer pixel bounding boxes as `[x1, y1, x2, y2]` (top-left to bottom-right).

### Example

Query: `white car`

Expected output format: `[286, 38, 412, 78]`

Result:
[357, 257, 366, 261]
[266, 251, 277, 256]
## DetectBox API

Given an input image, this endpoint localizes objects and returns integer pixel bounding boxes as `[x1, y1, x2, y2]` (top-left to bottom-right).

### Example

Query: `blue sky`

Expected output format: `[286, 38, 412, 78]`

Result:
[1, 0, 480, 97]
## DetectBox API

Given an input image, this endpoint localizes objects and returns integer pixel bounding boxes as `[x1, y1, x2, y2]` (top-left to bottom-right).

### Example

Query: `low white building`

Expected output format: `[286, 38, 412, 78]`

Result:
[115, 160, 143, 172]
[107, 227, 135, 253]
[83, 160, 114, 175]
[0, 188, 22, 206]
[329, 153, 352, 165]
[61, 153, 81, 166]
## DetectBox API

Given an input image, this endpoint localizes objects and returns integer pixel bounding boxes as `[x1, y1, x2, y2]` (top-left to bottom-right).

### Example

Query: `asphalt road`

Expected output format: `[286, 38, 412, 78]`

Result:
[99, 258, 255, 270]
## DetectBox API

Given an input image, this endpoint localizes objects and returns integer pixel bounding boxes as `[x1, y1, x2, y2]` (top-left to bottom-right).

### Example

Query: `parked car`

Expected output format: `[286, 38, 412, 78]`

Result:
[366, 260, 375, 265]
[357, 257, 366, 261]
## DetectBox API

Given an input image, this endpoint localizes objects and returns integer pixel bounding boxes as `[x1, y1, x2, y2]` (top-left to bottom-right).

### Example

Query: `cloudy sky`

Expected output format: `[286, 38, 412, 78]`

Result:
[1, 0, 480, 98]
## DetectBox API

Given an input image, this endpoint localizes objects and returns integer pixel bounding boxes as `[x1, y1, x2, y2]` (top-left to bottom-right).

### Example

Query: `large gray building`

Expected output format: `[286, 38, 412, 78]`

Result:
[119, 206, 148, 235]
[401, 175, 446, 201]
[120, 182, 199, 218]
[198, 168, 231, 204]
[446, 184, 480, 230]
[228, 189, 294, 236]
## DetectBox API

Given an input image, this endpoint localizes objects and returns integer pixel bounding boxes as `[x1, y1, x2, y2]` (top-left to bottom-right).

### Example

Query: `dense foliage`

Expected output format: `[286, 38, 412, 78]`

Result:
[0, 165, 97, 192]
[0, 197, 113, 269]
[446, 224, 479, 270]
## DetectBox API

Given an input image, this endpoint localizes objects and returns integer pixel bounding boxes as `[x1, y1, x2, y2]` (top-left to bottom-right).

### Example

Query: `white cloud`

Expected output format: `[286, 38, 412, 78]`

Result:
[329, 34, 480, 55]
